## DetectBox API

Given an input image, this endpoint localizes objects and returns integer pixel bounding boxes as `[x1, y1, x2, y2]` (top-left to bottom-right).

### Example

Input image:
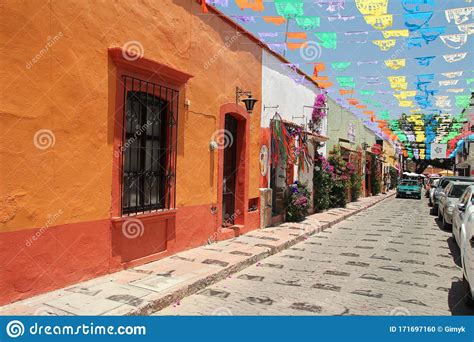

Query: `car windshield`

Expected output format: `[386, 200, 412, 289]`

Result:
[449, 184, 471, 198]
[432, 179, 439, 186]
[400, 181, 417, 186]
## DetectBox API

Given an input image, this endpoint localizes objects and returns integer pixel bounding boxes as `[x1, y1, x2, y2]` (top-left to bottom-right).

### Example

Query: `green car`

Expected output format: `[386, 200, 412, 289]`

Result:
[396, 179, 422, 199]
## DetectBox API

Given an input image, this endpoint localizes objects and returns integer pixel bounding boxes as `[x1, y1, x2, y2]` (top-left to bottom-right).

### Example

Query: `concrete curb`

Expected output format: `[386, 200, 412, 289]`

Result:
[136, 192, 395, 315]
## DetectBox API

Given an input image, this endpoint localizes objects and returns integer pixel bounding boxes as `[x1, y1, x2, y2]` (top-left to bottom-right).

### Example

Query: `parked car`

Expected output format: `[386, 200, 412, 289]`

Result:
[453, 185, 474, 247]
[428, 179, 440, 205]
[438, 181, 474, 229]
[425, 177, 440, 197]
[432, 176, 474, 214]
[461, 211, 474, 306]
[396, 179, 422, 199]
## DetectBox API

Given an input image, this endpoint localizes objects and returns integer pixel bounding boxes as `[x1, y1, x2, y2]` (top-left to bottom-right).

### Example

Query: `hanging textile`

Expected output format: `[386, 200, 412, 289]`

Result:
[287, 32, 307, 40]
[287, 42, 307, 50]
[466, 78, 474, 84]
[235, 0, 264, 11]
[331, 62, 352, 71]
[392, 83, 408, 90]
[458, 23, 474, 34]
[364, 14, 393, 30]
[407, 37, 425, 48]
[419, 26, 446, 43]
[414, 56, 436, 66]
[263, 16, 286, 25]
[388, 76, 406, 85]
[356, 104, 367, 109]
[315, 0, 345, 12]
[363, 110, 375, 115]
[372, 39, 396, 51]
[382, 29, 409, 38]
[403, 11, 433, 31]
[267, 43, 287, 54]
[295, 16, 321, 30]
[440, 34, 468, 49]
[315, 32, 337, 49]
[360, 90, 376, 96]
[439, 80, 459, 86]
[446, 88, 465, 93]
[355, 0, 388, 15]
[384, 59, 406, 70]
[345, 31, 368, 43]
[445, 7, 474, 25]
[401, 0, 435, 13]
[274, 0, 304, 19]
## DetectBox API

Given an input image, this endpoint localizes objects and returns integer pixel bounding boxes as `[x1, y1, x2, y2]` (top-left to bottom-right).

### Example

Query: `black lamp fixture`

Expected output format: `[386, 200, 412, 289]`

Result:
[236, 86, 258, 114]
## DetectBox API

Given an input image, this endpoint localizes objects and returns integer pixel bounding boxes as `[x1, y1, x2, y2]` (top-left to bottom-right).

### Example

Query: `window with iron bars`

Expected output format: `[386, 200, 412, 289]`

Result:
[120, 76, 178, 216]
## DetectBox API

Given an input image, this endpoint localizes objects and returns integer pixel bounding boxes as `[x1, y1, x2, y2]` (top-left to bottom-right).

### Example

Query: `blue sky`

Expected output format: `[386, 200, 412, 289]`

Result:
[209, 0, 473, 122]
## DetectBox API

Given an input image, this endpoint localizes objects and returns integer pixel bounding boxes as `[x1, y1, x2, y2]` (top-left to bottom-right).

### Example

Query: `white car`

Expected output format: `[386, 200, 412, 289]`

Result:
[438, 181, 474, 229]
[428, 179, 440, 206]
[452, 185, 474, 247]
[461, 211, 474, 306]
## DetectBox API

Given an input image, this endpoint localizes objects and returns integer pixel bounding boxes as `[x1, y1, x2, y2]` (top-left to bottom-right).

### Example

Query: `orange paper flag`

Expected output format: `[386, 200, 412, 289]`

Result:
[364, 110, 374, 115]
[312, 76, 329, 82]
[286, 32, 307, 40]
[356, 104, 367, 109]
[312, 63, 325, 77]
[236, 0, 264, 11]
[318, 81, 333, 89]
[287, 42, 307, 50]
[263, 16, 286, 25]
[339, 89, 354, 95]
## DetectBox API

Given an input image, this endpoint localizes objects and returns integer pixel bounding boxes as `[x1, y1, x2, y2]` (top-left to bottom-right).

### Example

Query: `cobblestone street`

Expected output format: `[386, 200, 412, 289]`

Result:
[156, 197, 474, 316]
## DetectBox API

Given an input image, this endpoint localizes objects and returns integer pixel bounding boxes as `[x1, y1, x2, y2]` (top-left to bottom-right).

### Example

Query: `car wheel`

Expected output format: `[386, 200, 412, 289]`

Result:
[463, 275, 474, 307]
[442, 216, 451, 230]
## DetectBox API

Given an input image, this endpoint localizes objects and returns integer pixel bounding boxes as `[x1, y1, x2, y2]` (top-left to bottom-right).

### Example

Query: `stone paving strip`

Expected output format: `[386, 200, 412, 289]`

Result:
[0, 191, 395, 316]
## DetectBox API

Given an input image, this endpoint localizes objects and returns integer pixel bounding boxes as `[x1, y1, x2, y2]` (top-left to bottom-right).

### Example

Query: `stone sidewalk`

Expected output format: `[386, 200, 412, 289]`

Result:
[0, 191, 395, 316]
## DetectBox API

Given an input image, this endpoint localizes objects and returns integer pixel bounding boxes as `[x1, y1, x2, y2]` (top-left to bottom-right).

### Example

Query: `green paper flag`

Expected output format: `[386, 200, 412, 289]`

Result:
[331, 62, 352, 71]
[295, 16, 320, 30]
[315, 32, 337, 49]
[274, 0, 304, 19]
[360, 90, 375, 96]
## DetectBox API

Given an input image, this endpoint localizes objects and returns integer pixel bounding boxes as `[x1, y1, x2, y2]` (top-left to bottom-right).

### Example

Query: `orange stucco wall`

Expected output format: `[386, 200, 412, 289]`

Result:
[0, 0, 262, 305]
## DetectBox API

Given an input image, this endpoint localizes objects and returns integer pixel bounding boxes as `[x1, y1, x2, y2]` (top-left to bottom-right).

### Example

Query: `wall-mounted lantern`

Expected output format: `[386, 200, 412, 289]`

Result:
[236, 87, 258, 114]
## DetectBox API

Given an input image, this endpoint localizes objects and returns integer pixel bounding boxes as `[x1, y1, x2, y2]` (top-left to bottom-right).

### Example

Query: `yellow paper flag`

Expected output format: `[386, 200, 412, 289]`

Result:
[364, 15, 393, 30]
[382, 29, 409, 38]
[355, 0, 388, 15]
[399, 100, 413, 107]
[384, 59, 406, 70]
[372, 39, 396, 51]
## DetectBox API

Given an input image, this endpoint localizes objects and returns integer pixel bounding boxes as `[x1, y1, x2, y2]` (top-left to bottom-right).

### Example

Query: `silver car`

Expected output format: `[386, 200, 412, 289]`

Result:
[432, 176, 474, 214]
[438, 181, 474, 229]
[428, 179, 440, 206]
[453, 185, 474, 247]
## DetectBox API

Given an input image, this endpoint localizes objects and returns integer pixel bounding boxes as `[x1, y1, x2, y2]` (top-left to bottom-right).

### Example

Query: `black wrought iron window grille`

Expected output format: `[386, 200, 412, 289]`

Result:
[120, 75, 178, 216]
